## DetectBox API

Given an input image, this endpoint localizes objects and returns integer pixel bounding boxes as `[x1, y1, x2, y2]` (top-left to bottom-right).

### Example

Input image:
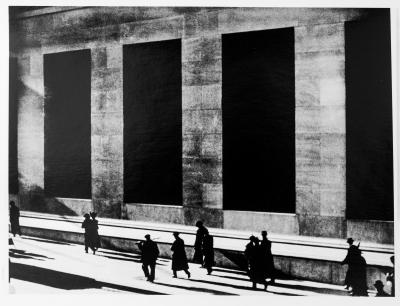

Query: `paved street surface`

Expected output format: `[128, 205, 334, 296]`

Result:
[9, 235, 358, 296]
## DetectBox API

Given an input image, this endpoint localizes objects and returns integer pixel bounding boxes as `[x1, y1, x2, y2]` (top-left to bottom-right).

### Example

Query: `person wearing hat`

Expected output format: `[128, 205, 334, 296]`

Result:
[245, 235, 268, 290]
[341, 237, 360, 290]
[374, 280, 390, 297]
[260, 230, 275, 284]
[193, 220, 209, 266]
[81, 213, 91, 253]
[137, 234, 160, 282]
[88, 212, 100, 254]
[171, 232, 190, 278]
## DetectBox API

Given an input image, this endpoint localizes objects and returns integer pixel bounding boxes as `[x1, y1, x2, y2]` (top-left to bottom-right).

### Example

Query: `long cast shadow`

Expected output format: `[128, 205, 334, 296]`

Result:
[211, 267, 249, 276]
[154, 281, 239, 295]
[188, 277, 263, 292]
[99, 255, 166, 266]
[21, 236, 71, 246]
[9, 262, 167, 294]
[9, 249, 54, 261]
[268, 281, 348, 296]
[97, 249, 141, 259]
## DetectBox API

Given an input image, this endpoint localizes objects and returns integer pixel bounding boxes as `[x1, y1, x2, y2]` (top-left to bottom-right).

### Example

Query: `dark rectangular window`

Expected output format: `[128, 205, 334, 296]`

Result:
[9, 57, 18, 194]
[123, 39, 182, 205]
[44, 49, 91, 199]
[345, 9, 393, 220]
[222, 28, 295, 213]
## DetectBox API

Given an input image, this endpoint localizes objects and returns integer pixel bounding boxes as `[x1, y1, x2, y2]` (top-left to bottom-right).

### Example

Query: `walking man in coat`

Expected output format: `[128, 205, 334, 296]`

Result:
[260, 230, 275, 284]
[202, 231, 214, 275]
[341, 238, 360, 291]
[137, 234, 160, 282]
[193, 220, 208, 266]
[81, 213, 91, 253]
[9, 201, 21, 237]
[171, 232, 191, 278]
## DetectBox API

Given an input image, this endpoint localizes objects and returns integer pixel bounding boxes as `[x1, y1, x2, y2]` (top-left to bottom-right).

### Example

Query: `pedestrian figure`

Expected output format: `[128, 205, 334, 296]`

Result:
[202, 231, 215, 275]
[85, 212, 100, 254]
[374, 280, 390, 297]
[9, 201, 21, 237]
[386, 255, 394, 296]
[193, 220, 208, 266]
[260, 230, 275, 284]
[171, 232, 190, 278]
[245, 235, 268, 290]
[137, 234, 160, 282]
[343, 246, 368, 296]
[342, 238, 360, 290]
[81, 213, 91, 253]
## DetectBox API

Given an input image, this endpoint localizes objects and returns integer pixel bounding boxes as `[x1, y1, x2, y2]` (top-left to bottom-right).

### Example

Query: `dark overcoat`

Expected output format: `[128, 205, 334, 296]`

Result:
[202, 235, 215, 269]
[171, 237, 189, 271]
[193, 226, 208, 263]
[260, 238, 275, 278]
[10, 205, 20, 236]
[139, 240, 160, 265]
[245, 242, 266, 284]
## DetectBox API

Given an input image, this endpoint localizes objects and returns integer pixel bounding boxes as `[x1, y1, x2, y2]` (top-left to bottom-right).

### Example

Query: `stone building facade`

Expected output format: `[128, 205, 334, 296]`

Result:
[9, 7, 394, 244]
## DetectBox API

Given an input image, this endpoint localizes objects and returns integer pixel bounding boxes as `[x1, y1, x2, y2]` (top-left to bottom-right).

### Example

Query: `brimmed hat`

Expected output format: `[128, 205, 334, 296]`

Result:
[346, 238, 354, 244]
[145, 234, 150, 239]
[90, 212, 97, 218]
[195, 220, 203, 227]
[173, 232, 180, 237]
[84, 213, 90, 218]
[261, 230, 267, 236]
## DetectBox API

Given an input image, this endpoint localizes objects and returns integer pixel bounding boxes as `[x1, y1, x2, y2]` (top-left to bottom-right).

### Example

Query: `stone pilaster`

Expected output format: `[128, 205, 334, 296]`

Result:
[17, 52, 45, 210]
[295, 23, 346, 238]
[91, 45, 124, 218]
[181, 32, 223, 227]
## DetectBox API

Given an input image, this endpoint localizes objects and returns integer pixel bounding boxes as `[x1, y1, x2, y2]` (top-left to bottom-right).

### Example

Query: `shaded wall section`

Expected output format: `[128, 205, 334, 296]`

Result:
[123, 39, 182, 205]
[222, 28, 295, 213]
[345, 9, 393, 220]
[44, 50, 91, 199]
[9, 57, 19, 194]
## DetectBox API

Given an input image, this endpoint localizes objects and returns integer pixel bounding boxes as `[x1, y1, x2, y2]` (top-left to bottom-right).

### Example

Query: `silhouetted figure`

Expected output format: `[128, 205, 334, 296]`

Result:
[202, 232, 215, 275]
[171, 232, 190, 278]
[9, 201, 21, 237]
[137, 234, 160, 282]
[342, 237, 360, 290]
[193, 220, 208, 266]
[81, 213, 91, 253]
[85, 212, 100, 254]
[260, 230, 275, 283]
[245, 236, 268, 290]
[342, 244, 368, 297]
[374, 280, 390, 297]
[386, 255, 394, 297]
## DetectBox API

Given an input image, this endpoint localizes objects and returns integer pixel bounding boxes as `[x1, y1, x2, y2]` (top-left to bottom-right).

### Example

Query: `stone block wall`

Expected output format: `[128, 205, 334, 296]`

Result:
[10, 7, 393, 244]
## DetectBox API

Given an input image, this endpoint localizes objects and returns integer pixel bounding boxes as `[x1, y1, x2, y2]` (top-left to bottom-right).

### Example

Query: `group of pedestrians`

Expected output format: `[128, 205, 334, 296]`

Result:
[341, 237, 395, 297]
[244, 231, 276, 290]
[81, 212, 100, 254]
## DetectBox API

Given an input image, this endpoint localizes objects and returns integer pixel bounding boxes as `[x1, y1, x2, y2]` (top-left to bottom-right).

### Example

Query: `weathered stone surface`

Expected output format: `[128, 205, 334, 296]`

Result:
[347, 220, 394, 244]
[120, 16, 183, 44]
[182, 58, 221, 86]
[296, 187, 321, 215]
[298, 215, 346, 238]
[320, 189, 345, 217]
[183, 206, 223, 228]
[182, 84, 221, 110]
[91, 90, 123, 113]
[223, 211, 299, 235]
[91, 112, 123, 136]
[290, 258, 332, 283]
[92, 135, 123, 161]
[184, 10, 218, 37]
[182, 36, 221, 62]
[92, 198, 122, 219]
[202, 183, 222, 209]
[295, 23, 345, 53]
[183, 109, 222, 134]
[126, 203, 184, 224]
[218, 7, 298, 34]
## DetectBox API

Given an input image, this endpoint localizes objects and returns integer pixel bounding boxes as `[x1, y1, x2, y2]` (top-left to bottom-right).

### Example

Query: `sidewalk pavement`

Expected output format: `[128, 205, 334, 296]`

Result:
[9, 235, 364, 296]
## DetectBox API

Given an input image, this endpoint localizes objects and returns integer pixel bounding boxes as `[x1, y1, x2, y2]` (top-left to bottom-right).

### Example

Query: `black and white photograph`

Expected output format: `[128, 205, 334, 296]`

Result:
[5, 1, 399, 300]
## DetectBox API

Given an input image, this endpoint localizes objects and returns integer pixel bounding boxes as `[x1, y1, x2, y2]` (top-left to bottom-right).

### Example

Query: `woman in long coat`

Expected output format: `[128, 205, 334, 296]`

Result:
[193, 220, 208, 265]
[9, 201, 21, 237]
[171, 232, 191, 278]
[202, 232, 215, 275]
